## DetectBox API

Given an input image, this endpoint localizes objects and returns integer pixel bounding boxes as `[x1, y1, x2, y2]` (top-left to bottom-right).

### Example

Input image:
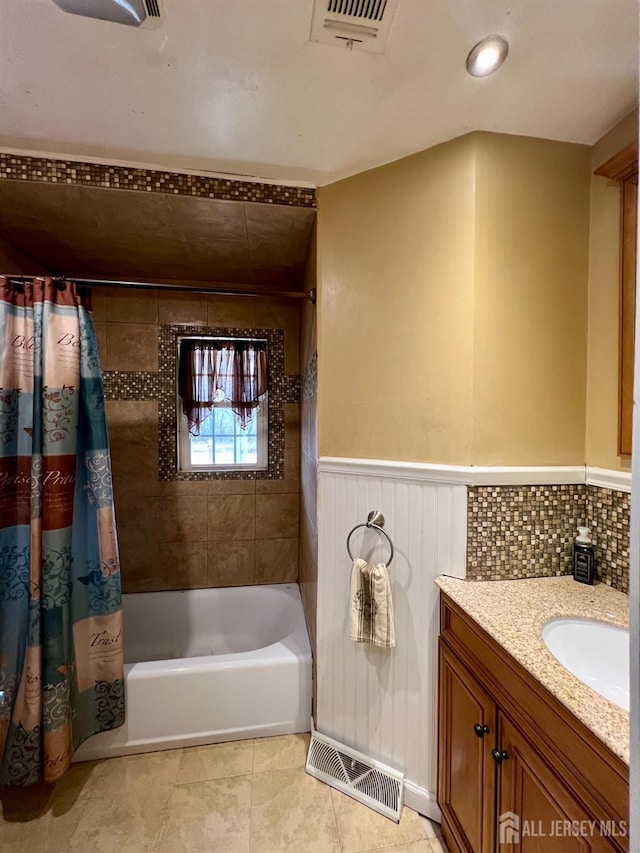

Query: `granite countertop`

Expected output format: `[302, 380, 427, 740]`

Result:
[435, 575, 630, 765]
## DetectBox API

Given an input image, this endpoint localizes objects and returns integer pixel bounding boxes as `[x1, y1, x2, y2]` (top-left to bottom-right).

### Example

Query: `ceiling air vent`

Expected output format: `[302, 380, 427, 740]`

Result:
[310, 0, 400, 53]
[143, 0, 161, 17]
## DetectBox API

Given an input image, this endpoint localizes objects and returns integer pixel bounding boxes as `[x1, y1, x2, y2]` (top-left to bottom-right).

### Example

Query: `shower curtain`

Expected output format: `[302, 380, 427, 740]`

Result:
[0, 277, 124, 786]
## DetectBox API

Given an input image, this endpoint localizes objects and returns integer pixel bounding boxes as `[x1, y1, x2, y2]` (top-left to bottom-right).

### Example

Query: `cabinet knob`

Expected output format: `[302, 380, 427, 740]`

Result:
[473, 723, 490, 738]
[491, 749, 509, 765]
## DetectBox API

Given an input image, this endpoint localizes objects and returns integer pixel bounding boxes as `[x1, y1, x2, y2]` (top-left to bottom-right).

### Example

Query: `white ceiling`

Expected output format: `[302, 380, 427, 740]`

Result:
[0, 0, 637, 186]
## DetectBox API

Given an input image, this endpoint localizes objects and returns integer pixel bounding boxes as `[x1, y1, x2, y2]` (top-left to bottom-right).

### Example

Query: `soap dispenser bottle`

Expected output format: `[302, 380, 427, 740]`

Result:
[573, 527, 595, 585]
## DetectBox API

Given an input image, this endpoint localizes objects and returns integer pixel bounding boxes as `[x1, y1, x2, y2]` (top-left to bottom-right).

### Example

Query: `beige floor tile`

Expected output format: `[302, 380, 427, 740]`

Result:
[176, 740, 253, 785]
[331, 789, 427, 853]
[80, 749, 181, 798]
[159, 776, 251, 853]
[1, 821, 51, 853]
[43, 759, 105, 803]
[419, 816, 443, 839]
[251, 768, 340, 853]
[253, 733, 310, 774]
[359, 843, 434, 853]
[66, 786, 170, 853]
[0, 776, 90, 852]
[427, 838, 449, 852]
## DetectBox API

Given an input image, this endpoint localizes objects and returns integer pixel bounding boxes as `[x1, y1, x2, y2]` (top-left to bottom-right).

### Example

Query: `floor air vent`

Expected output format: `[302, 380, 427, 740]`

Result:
[310, 0, 400, 53]
[306, 728, 404, 822]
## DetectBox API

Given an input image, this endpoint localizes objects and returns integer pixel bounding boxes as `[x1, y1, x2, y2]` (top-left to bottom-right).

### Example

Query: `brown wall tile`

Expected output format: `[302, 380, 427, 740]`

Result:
[255, 538, 298, 584]
[158, 542, 207, 589]
[116, 495, 161, 592]
[107, 401, 160, 497]
[208, 295, 257, 328]
[160, 496, 208, 543]
[90, 286, 108, 322]
[208, 540, 255, 586]
[158, 291, 208, 325]
[256, 299, 299, 374]
[255, 493, 299, 539]
[120, 543, 161, 593]
[256, 448, 299, 495]
[284, 403, 300, 449]
[208, 494, 256, 540]
[106, 322, 158, 371]
[208, 480, 256, 495]
[106, 289, 158, 324]
[94, 321, 107, 365]
[159, 479, 209, 496]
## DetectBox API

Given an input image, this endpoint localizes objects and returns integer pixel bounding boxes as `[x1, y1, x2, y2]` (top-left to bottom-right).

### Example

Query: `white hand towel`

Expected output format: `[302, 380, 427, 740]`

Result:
[349, 558, 395, 648]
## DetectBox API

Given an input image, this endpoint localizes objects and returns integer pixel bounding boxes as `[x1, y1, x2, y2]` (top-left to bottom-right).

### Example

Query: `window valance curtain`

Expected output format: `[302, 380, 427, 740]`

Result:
[178, 339, 268, 435]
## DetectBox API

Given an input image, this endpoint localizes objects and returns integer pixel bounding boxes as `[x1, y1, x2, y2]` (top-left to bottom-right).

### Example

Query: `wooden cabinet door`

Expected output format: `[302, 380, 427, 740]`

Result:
[497, 713, 618, 852]
[438, 639, 497, 853]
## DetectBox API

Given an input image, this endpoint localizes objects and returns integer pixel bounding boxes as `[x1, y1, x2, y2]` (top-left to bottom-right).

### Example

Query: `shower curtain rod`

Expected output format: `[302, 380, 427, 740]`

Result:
[4, 275, 316, 303]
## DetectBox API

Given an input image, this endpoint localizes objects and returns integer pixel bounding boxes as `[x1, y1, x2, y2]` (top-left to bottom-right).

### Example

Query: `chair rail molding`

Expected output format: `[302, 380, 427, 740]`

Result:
[318, 457, 586, 486]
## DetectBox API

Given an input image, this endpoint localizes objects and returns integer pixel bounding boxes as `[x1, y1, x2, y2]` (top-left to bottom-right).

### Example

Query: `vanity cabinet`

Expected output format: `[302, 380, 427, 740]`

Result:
[437, 593, 629, 853]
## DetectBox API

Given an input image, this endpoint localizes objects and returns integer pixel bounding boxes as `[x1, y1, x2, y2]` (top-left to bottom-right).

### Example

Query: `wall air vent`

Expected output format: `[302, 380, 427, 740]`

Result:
[310, 0, 400, 53]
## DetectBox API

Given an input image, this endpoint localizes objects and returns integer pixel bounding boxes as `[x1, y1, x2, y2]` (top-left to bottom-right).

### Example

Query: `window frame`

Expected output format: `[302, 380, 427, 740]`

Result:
[176, 335, 269, 473]
[594, 140, 638, 457]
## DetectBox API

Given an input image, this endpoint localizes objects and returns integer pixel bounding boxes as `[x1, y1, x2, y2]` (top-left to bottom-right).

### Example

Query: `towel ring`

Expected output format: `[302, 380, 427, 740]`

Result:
[346, 510, 394, 567]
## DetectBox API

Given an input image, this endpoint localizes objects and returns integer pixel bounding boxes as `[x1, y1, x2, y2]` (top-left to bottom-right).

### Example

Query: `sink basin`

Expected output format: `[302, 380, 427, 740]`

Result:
[542, 618, 629, 711]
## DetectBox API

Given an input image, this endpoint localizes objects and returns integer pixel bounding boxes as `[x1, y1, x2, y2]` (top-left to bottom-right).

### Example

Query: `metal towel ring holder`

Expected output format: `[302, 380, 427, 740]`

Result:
[346, 510, 394, 567]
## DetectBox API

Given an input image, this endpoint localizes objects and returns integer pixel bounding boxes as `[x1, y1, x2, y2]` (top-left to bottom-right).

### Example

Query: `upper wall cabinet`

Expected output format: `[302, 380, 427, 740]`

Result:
[595, 141, 638, 456]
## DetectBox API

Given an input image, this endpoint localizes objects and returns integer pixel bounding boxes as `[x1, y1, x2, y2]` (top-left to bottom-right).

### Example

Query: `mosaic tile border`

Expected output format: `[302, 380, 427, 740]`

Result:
[158, 324, 288, 481]
[284, 374, 301, 404]
[302, 350, 318, 401]
[101, 326, 299, 480]
[587, 486, 630, 595]
[466, 484, 630, 593]
[0, 153, 317, 208]
[102, 371, 160, 400]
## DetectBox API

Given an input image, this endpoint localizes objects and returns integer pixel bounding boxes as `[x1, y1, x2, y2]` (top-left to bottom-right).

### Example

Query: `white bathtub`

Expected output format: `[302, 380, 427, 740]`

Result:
[74, 583, 312, 761]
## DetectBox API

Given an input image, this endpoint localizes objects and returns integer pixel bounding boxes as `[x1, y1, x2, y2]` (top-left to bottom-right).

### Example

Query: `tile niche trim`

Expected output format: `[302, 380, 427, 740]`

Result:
[103, 324, 299, 482]
[466, 483, 629, 594]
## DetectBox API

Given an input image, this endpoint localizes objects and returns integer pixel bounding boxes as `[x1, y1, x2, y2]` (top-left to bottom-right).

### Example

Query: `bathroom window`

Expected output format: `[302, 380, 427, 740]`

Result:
[177, 336, 269, 472]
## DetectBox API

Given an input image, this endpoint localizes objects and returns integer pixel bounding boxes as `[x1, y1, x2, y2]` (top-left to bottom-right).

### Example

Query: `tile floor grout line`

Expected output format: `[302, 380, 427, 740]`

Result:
[328, 785, 346, 853]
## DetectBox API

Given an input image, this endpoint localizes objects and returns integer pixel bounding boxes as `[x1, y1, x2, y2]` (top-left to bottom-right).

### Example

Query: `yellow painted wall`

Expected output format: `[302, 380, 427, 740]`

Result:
[586, 113, 637, 472]
[317, 134, 476, 463]
[317, 132, 592, 465]
[472, 133, 591, 465]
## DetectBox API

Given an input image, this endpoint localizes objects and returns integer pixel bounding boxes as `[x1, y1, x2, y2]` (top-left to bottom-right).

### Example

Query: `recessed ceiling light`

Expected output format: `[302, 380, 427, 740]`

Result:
[466, 35, 509, 78]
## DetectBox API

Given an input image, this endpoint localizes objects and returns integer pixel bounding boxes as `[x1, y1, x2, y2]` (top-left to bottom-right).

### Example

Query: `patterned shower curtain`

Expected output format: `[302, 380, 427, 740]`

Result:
[0, 277, 124, 786]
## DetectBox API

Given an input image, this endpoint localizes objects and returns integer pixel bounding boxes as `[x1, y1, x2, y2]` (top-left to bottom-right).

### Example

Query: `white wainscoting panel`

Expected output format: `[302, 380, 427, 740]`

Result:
[316, 462, 467, 820]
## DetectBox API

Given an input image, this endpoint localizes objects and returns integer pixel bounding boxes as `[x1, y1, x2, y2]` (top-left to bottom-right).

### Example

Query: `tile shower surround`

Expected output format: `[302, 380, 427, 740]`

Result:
[94, 289, 301, 593]
[467, 483, 630, 593]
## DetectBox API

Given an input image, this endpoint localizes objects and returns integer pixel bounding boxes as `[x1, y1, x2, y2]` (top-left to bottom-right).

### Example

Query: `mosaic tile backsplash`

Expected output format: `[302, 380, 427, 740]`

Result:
[0, 153, 317, 208]
[467, 484, 630, 594]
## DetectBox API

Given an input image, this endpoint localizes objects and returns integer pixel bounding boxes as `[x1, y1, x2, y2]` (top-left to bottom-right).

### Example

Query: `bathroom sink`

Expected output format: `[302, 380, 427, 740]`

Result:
[542, 618, 629, 711]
